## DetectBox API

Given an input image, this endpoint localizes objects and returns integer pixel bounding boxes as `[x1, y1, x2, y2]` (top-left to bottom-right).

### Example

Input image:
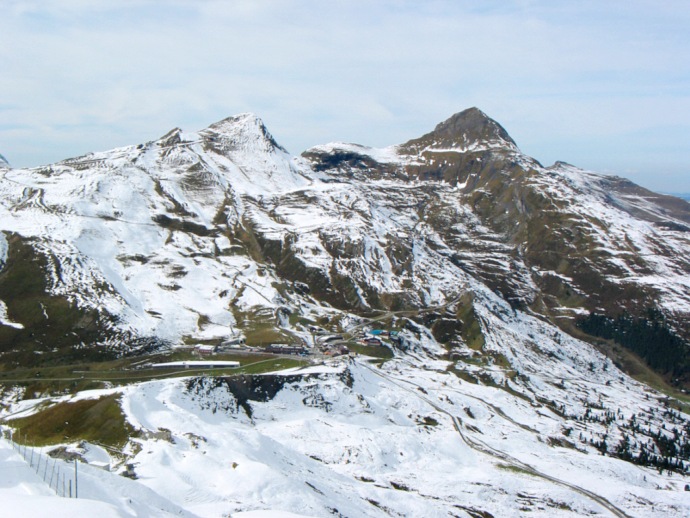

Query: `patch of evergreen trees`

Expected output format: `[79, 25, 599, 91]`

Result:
[577, 309, 689, 377]
[578, 402, 690, 474]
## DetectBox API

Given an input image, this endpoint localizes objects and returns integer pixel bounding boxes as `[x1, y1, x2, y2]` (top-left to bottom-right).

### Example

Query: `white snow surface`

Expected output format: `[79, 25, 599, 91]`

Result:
[3, 283, 690, 516]
[305, 142, 413, 165]
[0, 115, 324, 342]
[7, 323, 690, 516]
[0, 436, 198, 517]
[0, 299, 24, 329]
[528, 162, 690, 314]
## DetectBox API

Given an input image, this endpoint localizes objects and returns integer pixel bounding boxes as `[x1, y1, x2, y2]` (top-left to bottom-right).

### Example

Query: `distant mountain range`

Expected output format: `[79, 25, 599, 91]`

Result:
[2, 107, 689, 383]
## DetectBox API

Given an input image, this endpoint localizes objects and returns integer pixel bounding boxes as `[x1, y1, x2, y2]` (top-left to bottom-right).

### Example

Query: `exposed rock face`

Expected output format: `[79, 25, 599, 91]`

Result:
[1, 109, 689, 381]
[400, 106, 519, 153]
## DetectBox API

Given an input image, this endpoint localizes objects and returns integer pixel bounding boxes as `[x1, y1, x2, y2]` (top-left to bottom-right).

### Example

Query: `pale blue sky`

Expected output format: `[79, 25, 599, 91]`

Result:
[1, 0, 689, 192]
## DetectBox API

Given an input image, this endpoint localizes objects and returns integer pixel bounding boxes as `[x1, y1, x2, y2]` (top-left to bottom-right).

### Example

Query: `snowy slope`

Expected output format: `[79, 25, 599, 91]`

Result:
[5, 297, 690, 517]
[525, 162, 690, 315]
[305, 109, 690, 324]
[0, 114, 323, 345]
[0, 435, 198, 517]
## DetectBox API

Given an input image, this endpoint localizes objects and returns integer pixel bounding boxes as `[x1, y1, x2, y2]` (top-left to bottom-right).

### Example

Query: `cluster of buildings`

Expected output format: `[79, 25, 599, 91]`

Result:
[355, 329, 401, 346]
[168, 326, 404, 363]
[315, 334, 349, 356]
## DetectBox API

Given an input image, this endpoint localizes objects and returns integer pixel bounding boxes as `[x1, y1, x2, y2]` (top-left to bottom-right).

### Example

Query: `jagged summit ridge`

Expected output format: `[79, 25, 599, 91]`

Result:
[0, 153, 9, 168]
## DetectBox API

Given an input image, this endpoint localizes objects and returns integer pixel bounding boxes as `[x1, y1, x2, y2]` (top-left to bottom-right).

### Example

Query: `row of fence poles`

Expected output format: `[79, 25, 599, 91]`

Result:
[5, 429, 78, 498]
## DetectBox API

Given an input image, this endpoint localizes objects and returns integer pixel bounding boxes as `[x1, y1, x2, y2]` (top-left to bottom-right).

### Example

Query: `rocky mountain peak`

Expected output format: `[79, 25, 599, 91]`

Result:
[201, 113, 286, 154]
[401, 107, 518, 153]
[156, 127, 184, 148]
[0, 153, 9, 168]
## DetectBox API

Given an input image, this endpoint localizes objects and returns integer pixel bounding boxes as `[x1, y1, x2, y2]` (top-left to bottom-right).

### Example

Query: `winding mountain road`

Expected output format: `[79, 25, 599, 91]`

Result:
[358, 359, 633, 518]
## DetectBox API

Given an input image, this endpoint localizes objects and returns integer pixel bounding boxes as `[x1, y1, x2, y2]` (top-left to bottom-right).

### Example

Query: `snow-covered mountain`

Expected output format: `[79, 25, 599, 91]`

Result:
[2, 108, 690, 516]
[2, 109, 688, 351]
[0, 113, 325, 360]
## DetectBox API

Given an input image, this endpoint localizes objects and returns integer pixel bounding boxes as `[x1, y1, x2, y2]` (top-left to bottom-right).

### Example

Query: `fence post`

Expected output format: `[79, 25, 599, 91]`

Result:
[74, 459, 78, 499]
[49, 459, 57, 489]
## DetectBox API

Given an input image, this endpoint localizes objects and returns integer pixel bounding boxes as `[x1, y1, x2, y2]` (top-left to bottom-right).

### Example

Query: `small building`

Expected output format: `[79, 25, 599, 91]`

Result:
[194, 344, 217, 356]
[323, 345, 349, 356]
[363, 337, 382, 346]
[266, 344, 307, 355]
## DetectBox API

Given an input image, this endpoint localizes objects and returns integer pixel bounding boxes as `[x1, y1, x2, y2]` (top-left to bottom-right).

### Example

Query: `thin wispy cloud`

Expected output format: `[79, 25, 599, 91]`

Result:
[1, 0, 688, 191]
